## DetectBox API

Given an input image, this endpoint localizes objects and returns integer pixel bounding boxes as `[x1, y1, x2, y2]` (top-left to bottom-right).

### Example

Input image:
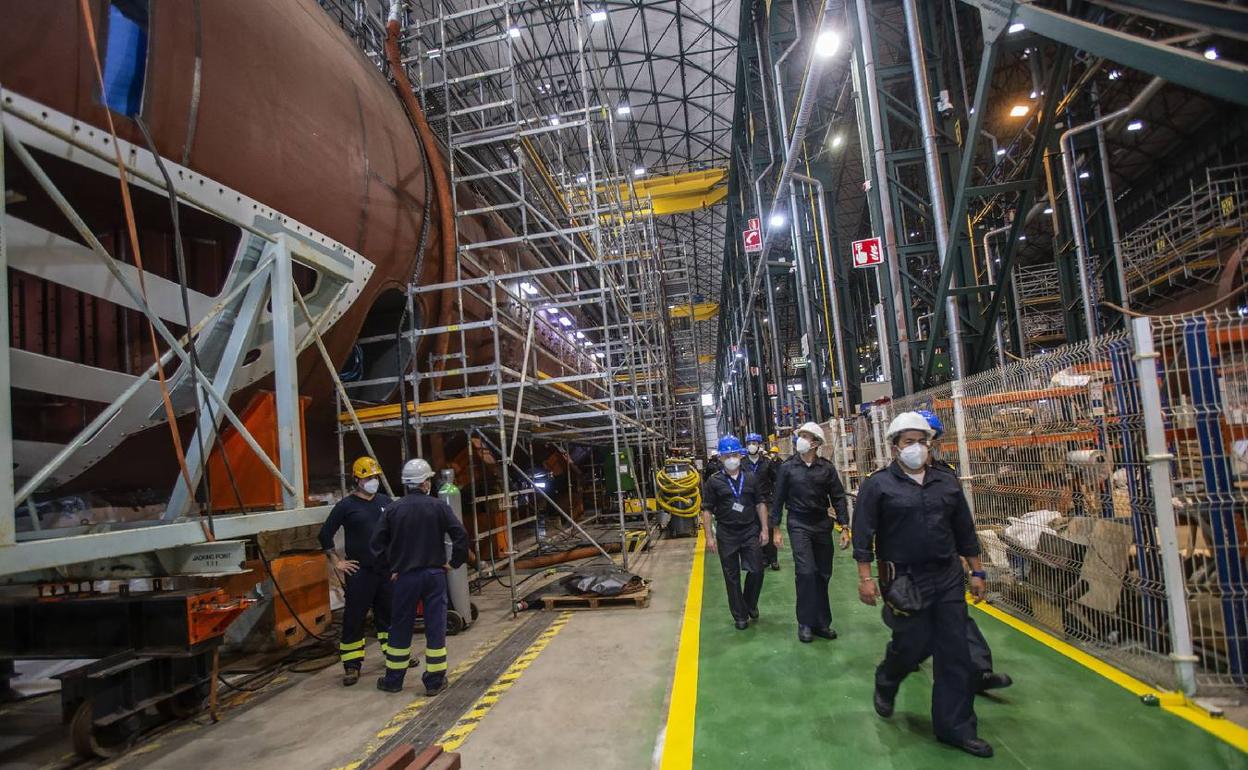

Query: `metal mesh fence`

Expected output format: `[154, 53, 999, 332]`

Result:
[852, 310, 1248, 696]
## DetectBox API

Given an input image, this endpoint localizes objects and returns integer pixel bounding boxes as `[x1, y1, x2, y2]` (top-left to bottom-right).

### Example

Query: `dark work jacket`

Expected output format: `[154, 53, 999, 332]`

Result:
[770, 454, 848, 528]
[701, 469, 764, 534]
[744, 453, 776, 500]
[317, 492, 393, 569]
[851, 461, 981, 566]
[371, 490, 469, 575]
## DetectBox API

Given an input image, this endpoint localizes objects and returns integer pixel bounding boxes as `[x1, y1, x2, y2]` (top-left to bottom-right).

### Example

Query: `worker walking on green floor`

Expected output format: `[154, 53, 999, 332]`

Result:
[853, 411, 993, 758]
[318, 456, 394, 687]
[916, 409, 1013, 695]
[744, 432, 780, 571]
[371, 458, 469, 695]
[771, 422, 850, 643]
[701, 436, 770, 630]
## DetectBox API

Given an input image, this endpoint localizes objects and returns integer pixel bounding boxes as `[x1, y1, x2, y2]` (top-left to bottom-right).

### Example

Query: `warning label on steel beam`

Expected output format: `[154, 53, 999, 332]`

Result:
[851, 236, 883, 269]
[743, 217, 762, 253]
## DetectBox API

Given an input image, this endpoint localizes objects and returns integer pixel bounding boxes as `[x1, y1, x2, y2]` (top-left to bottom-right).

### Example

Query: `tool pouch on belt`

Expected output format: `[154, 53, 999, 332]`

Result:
[881, 562, 924, 616]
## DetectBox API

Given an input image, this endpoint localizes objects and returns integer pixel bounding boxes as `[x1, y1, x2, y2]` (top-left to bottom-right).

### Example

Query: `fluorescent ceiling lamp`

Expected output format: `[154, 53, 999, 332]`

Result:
[576, 331, 586, 339]
[595, 352, 606, 359]
[701, 393, 714, 407]
[814, 30, 842, 58]
[616, 103, 631, 116]
[633, 166, 646, 177]
[1009, 104, 1029, 117]
[590, 9, 608, 23]
[1018, 235, 1027, 241]
[559, 316, 573, 327]
[508, 27, 521, 39]
[549, 115, 561, 125]
[1126, 120, 1143, 132]
[1079, 171, 1090, 179]
[1008, 22, 1025, 33]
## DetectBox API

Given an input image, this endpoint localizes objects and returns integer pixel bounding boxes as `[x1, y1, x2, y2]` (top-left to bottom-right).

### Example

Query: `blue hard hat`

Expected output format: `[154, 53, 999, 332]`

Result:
[745, 433, 764, 444]
[917, 409, 944, 439]
[717, 435, 744, 456]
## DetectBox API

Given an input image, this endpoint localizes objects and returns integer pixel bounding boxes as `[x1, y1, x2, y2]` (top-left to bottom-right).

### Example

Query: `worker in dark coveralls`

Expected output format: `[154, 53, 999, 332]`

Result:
[744, 432, 780, 571]
[318, 456, 393, 686]
[700, 435, 770, 630]
[371, 458, 468, 695]
[916, 409, 1013, 695]
[770, 421, 850, 644]
[852, 411, 993, 758]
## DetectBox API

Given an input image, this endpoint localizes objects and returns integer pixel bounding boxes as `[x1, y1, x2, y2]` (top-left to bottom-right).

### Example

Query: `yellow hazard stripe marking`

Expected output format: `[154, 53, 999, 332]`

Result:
[437, 612, 573, 752]
[330, 624, 516, 770]
[969, 596, 1248, 753]
[659, 528, 705, 770]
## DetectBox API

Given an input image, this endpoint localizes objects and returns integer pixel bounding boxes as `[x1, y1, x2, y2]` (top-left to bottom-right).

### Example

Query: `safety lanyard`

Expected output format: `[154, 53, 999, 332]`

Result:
[724, 472, 744, 500]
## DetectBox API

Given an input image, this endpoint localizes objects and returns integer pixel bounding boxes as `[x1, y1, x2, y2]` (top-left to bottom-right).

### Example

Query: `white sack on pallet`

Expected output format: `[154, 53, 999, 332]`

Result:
[1004, 509, 1062, 550]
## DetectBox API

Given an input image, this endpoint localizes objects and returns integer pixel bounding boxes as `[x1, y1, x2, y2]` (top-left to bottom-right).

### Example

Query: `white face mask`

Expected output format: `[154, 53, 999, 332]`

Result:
[795, 437, 813, 455]
[360, 477, 381, 495]
[898, 443, 929, 471]
[723, 456, 741, 473]
[747, 444, 760, 455]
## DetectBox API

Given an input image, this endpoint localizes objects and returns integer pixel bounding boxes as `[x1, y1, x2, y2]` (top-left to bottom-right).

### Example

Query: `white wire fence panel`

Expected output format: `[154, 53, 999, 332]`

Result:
[1152, 311, 1248, 693]
[848, 314, 1248, 694]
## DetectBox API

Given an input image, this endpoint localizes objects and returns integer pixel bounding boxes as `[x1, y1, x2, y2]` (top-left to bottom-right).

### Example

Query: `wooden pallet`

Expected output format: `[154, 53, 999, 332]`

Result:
[541, 587, 650, 611]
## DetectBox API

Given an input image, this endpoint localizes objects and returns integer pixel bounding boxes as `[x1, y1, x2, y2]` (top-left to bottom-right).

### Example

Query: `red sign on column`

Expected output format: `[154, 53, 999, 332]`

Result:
[851, 236, 883, 268]
[743, 217, 762, 253]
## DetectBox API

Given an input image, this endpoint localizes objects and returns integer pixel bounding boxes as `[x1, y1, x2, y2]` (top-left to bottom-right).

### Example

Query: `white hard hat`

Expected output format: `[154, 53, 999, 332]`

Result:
[796, 421, 825, 444]
[401, 458, 435, 486]
[886, 411, 935, 441]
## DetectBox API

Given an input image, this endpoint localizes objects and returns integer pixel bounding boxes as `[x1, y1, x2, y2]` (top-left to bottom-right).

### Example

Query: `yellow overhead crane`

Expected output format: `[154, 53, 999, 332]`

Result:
[573, 167, 728, 219]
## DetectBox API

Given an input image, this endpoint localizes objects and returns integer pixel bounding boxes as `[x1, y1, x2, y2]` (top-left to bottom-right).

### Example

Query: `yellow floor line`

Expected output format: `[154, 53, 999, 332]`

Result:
[970, 597, 1248, 753]
[331, 623, 516, 770]
[659, 529, 705, 770]
[437, 612, 573, 751]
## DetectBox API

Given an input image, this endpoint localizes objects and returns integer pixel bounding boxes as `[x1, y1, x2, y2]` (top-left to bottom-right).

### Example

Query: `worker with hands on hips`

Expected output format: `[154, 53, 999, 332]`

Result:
[852, 411, 993, 759]
[770, 421, 850, 643]
[700, 435, 770, 630]
[318, 456, 394, 687]
[370, 458, 468, 696]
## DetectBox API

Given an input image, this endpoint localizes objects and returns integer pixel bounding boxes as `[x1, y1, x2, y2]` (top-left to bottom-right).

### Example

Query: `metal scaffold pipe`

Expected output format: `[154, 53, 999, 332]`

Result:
[1061, 76, 1164, 341]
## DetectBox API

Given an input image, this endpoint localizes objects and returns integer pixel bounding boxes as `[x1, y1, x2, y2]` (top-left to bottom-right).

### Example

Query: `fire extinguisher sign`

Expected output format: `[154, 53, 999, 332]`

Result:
[851, 236, 883, 269]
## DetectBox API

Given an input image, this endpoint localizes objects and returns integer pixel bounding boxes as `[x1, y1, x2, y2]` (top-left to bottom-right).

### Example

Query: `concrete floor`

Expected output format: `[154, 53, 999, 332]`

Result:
[0, 536, 697, 770]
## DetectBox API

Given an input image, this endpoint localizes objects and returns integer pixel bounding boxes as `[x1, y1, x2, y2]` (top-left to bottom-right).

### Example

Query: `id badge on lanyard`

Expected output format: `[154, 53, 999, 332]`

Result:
[728, 473, 745, 512]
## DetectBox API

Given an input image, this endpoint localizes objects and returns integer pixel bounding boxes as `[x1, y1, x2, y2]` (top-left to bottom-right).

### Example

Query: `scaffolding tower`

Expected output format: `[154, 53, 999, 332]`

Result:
[322, 0, 678, 610]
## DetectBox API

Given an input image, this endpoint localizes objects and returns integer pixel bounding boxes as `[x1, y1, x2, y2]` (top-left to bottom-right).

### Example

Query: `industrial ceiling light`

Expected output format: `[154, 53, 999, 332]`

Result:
[1029, 90, 1038, 99]
[814, 30, 842, 58]
[508, 26, 522, 39]
[1079, 170, 1090, 179]
[1126, 119, 1144, 131]
[616, 103, 631, 116]
[1008, 22, 1025, 33]
[520, 281, 539, 295]
[577, 174, 588, 183]
[1205, 47, 1219, 61]
[576, 331, 586, 339]
[549, 115, 561, 125]
[768, 212, 786, 228]
[1009, 104, 1029, 117]
[1108, 69, 1122, 80]
[590, 8, 608, 23]
[995, 148, 1006, 156]
[559, 316, 573, 327]
[1043, 206, 1054, 214]
[830, 132, 845, 148]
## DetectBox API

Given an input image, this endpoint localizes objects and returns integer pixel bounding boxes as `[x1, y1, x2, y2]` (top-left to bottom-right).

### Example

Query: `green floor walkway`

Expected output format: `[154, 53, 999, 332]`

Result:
[691, 544, 1247, 769]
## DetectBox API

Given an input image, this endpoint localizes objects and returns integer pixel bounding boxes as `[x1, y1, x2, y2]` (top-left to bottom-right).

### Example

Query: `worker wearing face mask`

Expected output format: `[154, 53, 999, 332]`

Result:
[743, 432, 780, 571]
[852, 412, 992, 758]
[318, 457, 394, 686]
[770, 422, 850, 643]
[701, 436, 770, 630]
[915, 409, 1013, 695]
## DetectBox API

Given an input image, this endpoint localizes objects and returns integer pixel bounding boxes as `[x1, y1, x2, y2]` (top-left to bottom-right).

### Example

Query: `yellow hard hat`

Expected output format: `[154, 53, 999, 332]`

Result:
[352, 456, 382, 479]
[770, 445, 780, 453]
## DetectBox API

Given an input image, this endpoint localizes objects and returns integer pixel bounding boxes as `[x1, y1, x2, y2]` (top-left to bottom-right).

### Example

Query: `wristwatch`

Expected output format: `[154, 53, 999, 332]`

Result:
[970, 570, 987, 580]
